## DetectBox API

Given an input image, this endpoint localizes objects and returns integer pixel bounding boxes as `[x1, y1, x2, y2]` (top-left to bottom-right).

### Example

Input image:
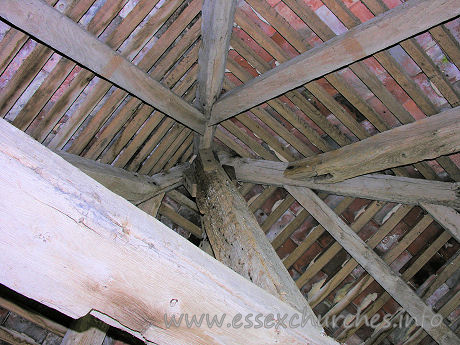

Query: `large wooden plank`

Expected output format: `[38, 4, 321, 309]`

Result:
[0, 0, 206, 134]
[285, 107, 460, 182]
[57, 152, 186, 205]
[194, 150, 324, 334]
[209, 0, 460, 123]
[286, 186, 460, 345]
[0, 118, 336, 345]
[219, 155, 460, 209]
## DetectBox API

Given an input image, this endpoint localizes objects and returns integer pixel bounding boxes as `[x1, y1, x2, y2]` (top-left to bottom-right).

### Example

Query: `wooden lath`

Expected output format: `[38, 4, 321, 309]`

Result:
[0, 0, 206, 133]
[211, 0, 460, 123]
[218, 0, 460, 177]
[211, 2, 460, 343]
[0, 0, 201, 172]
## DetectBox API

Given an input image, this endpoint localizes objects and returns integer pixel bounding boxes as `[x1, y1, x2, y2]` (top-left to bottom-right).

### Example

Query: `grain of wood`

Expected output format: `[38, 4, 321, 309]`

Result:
[287, 186, 459, 345]
[0, 117, 336, 345]
[285, 107, 460, 182]
[195, 150, 325, 334]
[0, 0, 206, 133]
[220, 156, 460, 209]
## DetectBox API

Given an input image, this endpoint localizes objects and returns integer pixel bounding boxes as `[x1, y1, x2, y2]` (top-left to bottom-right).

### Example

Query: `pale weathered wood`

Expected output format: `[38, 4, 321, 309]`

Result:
[137, 194, 165, 218]
[0, 118, 335, 345]
[285, 107, 460, 182]
[219, 155, 460, 209]
[58, 152, 186, 205]
[195, 0, 236, 150]
[194, 150, 325, 334]
[61, 315, 108, 345]
[197, 0, 236, 115]
[420, 203, 460, 242]
[0, 0, 206, 134]
[210, 0, 460, 123]
[286, 186, 460, 345]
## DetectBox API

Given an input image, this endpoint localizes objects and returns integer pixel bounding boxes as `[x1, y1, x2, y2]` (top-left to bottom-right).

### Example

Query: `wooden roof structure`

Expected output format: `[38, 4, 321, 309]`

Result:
[0, 0, 459, 344]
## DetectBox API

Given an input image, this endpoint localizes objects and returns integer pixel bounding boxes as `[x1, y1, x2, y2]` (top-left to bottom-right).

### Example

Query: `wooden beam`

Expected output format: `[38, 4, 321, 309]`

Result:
[137, 194, 165, 218]
[0, 326, 39, 345]
[286, 186, 460, 345]
[195, 0, 236, 149]
[0, 0, 206, 134]
[0, 118, 335, 345]
[219, 155, 460, 209]
[197, 0, 236, 115]
[420, 204, 460, 242]
[0, 296, 67, 337]
[209, 0, 460, 123]
[158, 203, 203, 238]
[284, 107, 460, 182]
[194, 150, 325, 334]
[61, 315, 108, 345]
[58, 151, 186, 205]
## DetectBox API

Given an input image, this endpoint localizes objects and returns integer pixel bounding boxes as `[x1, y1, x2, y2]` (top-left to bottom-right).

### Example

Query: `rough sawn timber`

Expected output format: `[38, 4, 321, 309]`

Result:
[219, 155, 460, 209]
[0, 118, 336, 345]
[286, 186, 460, 345]
[210, 0, 460, 123]
[285, 107, 460, 182]
[0, 0, 206, 134]
[194, 150, 325, 334]
[58, 151, 185, 205]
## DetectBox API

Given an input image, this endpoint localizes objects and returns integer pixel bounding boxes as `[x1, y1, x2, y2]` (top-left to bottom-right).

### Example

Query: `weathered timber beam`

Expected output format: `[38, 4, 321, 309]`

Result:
[61, 315, 108, 345]
[197, 0, 236, 115]
[285, 107, 460, 182]
[58, 151, 186, 205]
[420, 204, 460, 242]
[137, 193, 165, 218]
[194, 149, 326, 335]
[286, 186, 460, 345]
[0, 0, 206, 134]
[219, 155, 460, 209]
[0, 118, 335, 345]
[196, 0, 236, 148]
[209, 0, 460, 123]
[0, 326, 39, 345]
[0, 296, 67, 337]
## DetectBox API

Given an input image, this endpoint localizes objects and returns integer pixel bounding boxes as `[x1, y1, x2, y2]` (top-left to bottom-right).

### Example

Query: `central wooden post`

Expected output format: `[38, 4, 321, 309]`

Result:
[195, 149, 323, 333]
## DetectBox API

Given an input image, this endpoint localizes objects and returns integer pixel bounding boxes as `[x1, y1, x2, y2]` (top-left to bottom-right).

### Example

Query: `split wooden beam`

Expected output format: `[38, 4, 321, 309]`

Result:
[196, 0, 236, 148]
[0, 118, 336, 345]
[58, 151, 186, 205]
[285, 107, 460, 182]
[209, 0, 460, 123]
[286, 186, 460, 345]
[194, 150, 326, 335]
[220, 155, 460, 209]
[0, 0, 206, 134]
